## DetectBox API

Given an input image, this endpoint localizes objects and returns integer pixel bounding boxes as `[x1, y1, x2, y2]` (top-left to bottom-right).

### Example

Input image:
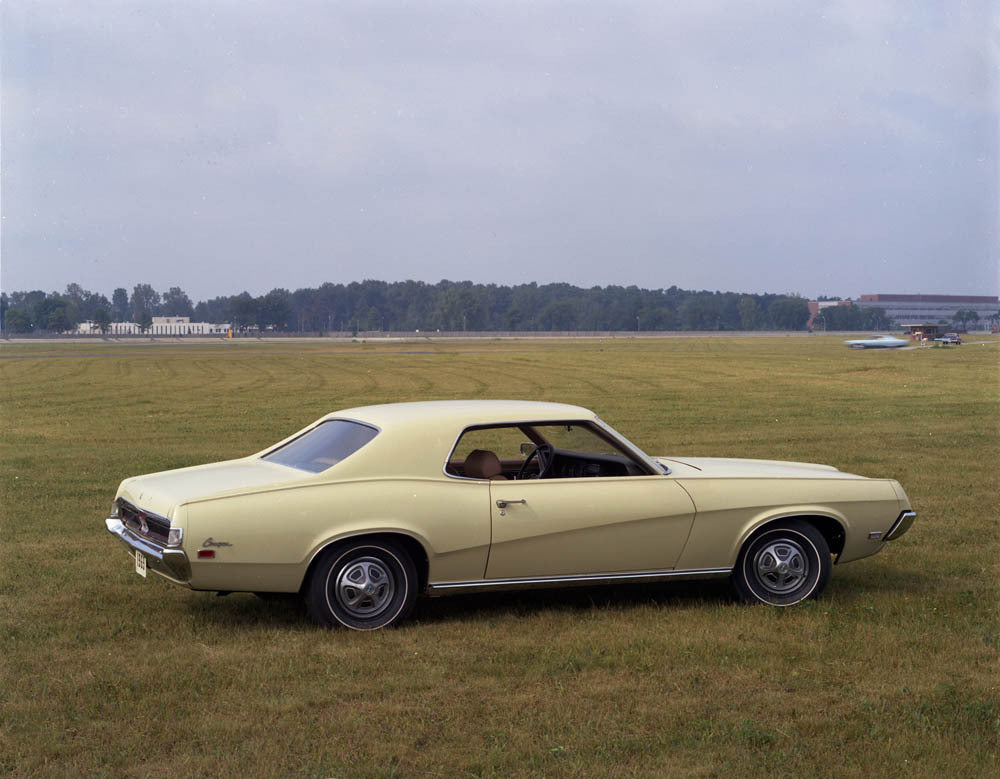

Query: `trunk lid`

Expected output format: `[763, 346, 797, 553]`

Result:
[117, 458, 299, 519]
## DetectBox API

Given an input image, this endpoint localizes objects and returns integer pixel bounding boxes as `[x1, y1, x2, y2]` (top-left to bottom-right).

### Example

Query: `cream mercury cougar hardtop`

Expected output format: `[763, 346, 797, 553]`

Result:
[106, 400, 915, 630]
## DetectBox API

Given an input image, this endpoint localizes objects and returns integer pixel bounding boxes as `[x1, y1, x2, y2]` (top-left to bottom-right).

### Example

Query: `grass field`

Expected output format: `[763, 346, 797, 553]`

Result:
[2, 335, 998, 777]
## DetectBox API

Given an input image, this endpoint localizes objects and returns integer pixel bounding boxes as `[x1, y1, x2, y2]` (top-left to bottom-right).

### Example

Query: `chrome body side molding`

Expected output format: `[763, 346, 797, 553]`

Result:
[426, 567, 732, 596]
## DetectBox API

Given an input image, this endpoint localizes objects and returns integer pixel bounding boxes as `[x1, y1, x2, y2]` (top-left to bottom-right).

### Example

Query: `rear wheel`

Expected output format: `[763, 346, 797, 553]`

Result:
[305, 539, 417, 630]
[733, 521, 830, 606]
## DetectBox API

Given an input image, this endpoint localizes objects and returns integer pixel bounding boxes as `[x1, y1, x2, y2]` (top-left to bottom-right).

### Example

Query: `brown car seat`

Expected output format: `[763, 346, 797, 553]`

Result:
[463, 449, 508, 480]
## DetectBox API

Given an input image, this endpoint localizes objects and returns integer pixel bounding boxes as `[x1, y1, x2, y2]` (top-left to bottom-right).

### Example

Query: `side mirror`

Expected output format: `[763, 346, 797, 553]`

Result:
[520, 442, 536, 456]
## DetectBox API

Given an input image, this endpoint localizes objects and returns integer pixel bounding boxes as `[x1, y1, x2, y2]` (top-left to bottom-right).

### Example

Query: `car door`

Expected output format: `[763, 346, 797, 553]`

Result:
[486, 476, 696, 580]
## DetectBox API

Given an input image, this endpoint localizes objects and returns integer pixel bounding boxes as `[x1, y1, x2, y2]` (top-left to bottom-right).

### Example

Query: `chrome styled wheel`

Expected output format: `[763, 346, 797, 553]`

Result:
[733, 521, 831, 606]
[752, 539, 809, 595]
[305, 540, 418, 630]
[335, 556, 395, 619]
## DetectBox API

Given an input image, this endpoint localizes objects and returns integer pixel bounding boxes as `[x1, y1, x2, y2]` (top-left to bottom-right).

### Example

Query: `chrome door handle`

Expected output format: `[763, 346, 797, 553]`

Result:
[495, 498, 526, 515]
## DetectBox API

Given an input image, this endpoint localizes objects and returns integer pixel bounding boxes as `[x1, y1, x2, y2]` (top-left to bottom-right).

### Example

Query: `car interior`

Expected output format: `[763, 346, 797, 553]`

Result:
[446, 421, 657, 480]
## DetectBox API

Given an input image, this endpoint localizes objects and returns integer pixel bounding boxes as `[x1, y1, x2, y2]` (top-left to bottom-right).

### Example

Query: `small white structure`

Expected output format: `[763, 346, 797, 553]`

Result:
[77, 316, 230, 335]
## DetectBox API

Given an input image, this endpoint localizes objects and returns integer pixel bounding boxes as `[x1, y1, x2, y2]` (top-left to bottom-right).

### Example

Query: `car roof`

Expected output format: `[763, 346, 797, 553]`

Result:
[325, 399, 597, 429]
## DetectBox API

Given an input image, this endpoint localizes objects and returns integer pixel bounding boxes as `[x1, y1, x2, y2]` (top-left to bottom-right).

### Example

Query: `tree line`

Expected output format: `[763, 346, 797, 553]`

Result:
[4, 279, 854, 334]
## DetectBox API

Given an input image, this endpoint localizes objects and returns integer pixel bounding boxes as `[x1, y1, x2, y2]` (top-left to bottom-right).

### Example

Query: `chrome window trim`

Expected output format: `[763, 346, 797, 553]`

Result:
[427, 567, 732, 595]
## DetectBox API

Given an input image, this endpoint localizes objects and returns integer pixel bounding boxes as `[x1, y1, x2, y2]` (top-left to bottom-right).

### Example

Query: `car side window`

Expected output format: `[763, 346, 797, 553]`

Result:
[447, 426, 528, 478]
[447, 421, 655, 479]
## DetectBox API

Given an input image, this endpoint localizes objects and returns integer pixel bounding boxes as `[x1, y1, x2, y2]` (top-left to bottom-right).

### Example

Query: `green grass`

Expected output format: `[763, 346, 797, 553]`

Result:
[2, 336, 998, 777]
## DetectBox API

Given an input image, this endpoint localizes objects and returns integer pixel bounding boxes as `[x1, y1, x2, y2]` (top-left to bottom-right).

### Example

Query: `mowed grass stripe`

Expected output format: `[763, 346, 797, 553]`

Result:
[1, 336, 997, 776]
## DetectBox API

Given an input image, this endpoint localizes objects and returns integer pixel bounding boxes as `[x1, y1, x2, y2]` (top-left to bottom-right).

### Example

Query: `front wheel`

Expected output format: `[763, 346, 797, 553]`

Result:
[305, 540, 417, 630]
[732, 521, 830, 606]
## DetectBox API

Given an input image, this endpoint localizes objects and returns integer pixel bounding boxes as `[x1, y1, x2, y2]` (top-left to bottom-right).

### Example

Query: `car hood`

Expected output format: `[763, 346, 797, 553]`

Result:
[117, 458, 299, 519]
[654, 456, 863, 479]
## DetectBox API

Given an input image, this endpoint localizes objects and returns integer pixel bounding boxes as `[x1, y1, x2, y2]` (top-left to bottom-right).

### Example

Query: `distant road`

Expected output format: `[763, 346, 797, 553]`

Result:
[4, 331, 999, 346]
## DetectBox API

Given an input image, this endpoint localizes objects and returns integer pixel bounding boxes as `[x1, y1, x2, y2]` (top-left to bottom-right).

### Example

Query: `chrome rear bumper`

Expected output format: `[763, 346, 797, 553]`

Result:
[106, 518, 191, 584]
[885, 510, 916, 542]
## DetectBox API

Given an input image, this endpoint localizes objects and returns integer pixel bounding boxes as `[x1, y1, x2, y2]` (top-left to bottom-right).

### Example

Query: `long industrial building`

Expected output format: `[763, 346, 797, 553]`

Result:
[854, 294, 998, 327]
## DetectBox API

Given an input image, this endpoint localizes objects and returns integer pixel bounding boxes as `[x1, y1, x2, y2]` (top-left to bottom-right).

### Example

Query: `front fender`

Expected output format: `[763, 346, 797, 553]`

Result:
[673, 477, 898, 570]
[731, 506, 848, 565]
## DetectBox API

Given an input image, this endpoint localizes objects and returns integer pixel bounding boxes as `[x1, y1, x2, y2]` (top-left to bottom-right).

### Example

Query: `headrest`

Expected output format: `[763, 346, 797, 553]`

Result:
[464, 449, 502, 479]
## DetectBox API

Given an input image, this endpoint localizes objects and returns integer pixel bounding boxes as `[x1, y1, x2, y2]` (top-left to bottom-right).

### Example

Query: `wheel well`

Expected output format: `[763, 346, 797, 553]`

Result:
[300, 532, 430, 594]
[747, 515, 846, 560]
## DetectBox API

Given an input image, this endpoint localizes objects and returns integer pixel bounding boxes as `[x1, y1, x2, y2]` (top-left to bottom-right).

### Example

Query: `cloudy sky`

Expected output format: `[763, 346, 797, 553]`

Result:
[2, 0, 996, 302]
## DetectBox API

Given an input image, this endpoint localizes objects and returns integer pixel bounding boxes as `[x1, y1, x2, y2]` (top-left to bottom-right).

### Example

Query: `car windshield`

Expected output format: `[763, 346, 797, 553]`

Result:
[262, 420, 378, 473]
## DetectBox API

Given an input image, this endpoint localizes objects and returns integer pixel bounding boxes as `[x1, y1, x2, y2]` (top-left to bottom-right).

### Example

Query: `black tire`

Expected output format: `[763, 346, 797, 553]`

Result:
[305, 539, 417, 630]
[732, 521, 831, 606]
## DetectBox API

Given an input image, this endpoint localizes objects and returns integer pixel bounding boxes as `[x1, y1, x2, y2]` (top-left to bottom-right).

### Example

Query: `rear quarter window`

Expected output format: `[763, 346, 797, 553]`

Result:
[262, 420, 378, 473]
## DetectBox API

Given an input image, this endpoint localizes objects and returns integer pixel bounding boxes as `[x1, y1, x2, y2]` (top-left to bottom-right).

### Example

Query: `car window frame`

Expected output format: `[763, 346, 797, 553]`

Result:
[443, 419, 661, 481]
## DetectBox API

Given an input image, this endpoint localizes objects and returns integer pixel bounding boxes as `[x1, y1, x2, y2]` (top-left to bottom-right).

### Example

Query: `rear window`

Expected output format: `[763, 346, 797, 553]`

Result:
[262, 420, 378, 473]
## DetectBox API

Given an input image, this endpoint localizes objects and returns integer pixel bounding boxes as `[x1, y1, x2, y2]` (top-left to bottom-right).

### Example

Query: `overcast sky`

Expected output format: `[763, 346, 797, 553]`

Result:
[2, 0, 997, 302]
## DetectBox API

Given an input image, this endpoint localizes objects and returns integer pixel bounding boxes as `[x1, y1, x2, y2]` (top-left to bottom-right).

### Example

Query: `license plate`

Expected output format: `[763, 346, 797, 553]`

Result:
[134, 551, 147, 578]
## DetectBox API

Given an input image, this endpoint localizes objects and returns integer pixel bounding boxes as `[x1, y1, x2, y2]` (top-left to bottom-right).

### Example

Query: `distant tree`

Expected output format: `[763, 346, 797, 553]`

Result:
[815, 306, 838, 330]
[194, 297, 229, 324]
[81, 291, 111, 322]
[433, 285, 484, 331]
[952, 309, 980, 329]
[6, 279, 956, 337]
[31, 295, 75, 332]
[539, 299, 579, 331]
[637, 305, 676, 330]
[768, 297, 811, 330]
[112, 288, 129, 322]
[64, 283, 85, 306]
[859, 306, 889, 330]
[679, 295, 724, 330]
[160, 286, 194, 317]
[257, 288, 293, 330]
[47, 305, 72, 332]
[138, 313, 153, 333]
[738, 296, 760, 330]
[130, 284, 160, 323]
[503, 306, 526, 330]
[226, 292, 258, 331]
[10, 290, 46, 310]
[4, 307, 32, 333]
[93, 308, 112, 334]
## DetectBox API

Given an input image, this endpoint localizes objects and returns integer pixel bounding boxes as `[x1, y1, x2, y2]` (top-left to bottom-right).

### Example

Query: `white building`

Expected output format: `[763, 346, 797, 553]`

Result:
[77, 316, 231, 335]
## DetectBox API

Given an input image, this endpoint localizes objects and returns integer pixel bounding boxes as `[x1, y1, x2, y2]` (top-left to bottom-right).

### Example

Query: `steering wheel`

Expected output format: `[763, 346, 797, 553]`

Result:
[517, 443, 554, 480]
